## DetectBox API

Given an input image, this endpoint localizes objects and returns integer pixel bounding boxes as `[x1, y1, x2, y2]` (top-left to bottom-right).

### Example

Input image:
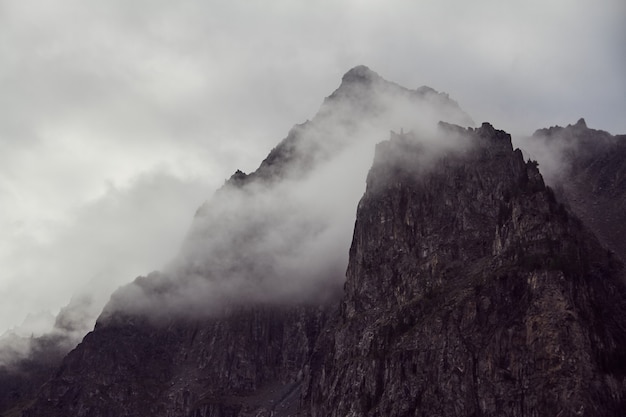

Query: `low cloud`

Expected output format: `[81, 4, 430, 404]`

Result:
[103, 68, 476, 322]
[0, 169, 209, 351]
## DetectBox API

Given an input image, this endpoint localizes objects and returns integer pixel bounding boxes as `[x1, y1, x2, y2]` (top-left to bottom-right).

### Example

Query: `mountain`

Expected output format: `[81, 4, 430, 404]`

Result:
[3, 67, 626, 416]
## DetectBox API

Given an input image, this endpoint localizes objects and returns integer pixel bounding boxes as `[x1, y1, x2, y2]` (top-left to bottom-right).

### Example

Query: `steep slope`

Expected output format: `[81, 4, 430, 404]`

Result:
[527, 119, 626, 261]
[18, 67, 473, 417]
[302, 123, 626, 416]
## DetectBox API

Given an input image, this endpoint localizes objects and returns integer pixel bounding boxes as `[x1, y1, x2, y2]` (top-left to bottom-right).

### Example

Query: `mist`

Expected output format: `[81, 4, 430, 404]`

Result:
[0, 172, 209, 366]
[101, 67, 475, 321]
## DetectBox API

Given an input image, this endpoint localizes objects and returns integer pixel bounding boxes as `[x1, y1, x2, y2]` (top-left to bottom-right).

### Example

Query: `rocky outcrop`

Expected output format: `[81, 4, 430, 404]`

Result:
[302, 123, 626, 416]
[530, 119, 626, 262]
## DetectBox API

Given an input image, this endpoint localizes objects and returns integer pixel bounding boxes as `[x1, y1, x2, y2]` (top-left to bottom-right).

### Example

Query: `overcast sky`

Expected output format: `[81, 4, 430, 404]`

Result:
[0, 0, 624, 334]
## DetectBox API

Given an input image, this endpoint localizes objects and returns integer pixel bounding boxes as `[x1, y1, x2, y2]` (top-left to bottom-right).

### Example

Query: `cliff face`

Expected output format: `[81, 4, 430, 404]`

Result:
[302, 123, 626, 416]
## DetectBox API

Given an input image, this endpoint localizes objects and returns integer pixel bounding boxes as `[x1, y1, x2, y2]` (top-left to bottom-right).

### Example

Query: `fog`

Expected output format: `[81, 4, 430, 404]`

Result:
[102, 67, 474, 321]
[0, 0, 624, 362]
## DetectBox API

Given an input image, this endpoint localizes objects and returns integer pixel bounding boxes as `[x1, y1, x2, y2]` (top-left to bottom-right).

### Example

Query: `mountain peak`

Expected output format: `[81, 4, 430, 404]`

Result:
[340, 65, 381, 85]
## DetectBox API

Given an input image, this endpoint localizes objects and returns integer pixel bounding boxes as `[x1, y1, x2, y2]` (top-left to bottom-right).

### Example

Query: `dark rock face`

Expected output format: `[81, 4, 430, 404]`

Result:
[530, 120, 626, 262]
[302, 123, 626, 416]
[23, 305, 330, 417]
[0, 347, 62, 417]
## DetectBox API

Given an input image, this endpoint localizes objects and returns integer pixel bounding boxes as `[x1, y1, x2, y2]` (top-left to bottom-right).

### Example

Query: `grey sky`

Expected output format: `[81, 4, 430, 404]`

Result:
[0, 0, 624, 333]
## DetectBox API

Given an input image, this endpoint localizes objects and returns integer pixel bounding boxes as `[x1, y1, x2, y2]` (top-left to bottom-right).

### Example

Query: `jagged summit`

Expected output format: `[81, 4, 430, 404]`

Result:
[532, 118, 614, 139]
[340, 65, 381, 85]
[227, 169, 247, 184]
[415, 85, 437, 95]
[208, 67, 474, 193]
[339, 67, 447, 105]
[533, 118, 619, 156]
[325, 65, 474, 127]
[529, 118, 626, 263]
